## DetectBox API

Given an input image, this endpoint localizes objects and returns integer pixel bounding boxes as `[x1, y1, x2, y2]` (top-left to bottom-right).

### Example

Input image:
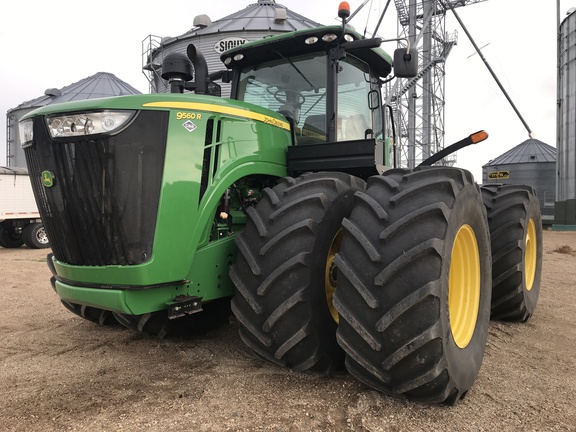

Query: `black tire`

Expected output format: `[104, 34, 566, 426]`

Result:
[23, 223, 50, 249]
[481, 184, 543, 322]
[61, 301, 118, 326]
[334, 167, 492, 405]
[230, 172, 365, 373]
[0, 225, 24, 248]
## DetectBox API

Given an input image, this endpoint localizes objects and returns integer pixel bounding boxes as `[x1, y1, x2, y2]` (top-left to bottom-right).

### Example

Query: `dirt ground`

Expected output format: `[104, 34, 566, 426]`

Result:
[1, 230, 575, 432]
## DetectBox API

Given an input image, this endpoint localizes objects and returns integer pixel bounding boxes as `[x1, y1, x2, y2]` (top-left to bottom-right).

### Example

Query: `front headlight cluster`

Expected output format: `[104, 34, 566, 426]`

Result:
[45, 110, 136, 139]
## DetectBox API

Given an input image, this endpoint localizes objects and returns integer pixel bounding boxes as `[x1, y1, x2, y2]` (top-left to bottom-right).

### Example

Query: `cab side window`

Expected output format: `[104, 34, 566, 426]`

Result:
[337, 56, 383, 142]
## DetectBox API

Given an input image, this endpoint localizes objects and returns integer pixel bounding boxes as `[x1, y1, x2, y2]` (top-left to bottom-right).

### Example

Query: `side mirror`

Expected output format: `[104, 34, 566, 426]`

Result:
[394, 47, 418, 78]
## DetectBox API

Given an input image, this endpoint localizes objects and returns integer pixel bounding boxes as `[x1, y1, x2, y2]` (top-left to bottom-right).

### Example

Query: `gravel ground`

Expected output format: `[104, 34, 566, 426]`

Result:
[1, 230, 575, 431]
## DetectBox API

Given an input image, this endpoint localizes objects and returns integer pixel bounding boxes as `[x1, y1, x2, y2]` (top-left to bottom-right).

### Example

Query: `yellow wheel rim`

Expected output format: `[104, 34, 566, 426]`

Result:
[525, 219, 537, 291]
[449, 224, 481, 349]
[325, 230, 343, 324]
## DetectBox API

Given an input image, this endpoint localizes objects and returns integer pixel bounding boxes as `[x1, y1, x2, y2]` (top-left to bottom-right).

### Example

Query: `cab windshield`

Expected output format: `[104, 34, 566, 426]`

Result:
[237, 52, 383, 144]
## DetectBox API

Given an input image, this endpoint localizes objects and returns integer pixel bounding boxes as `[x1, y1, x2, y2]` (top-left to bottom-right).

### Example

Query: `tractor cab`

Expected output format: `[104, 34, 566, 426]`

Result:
[221, 24, 416, 178]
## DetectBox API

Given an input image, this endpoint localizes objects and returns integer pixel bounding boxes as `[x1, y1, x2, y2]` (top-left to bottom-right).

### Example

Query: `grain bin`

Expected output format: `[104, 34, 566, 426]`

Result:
[5, 72, 140, 168]
[142, 1, 321, 96]
[557, 8, 576, 226]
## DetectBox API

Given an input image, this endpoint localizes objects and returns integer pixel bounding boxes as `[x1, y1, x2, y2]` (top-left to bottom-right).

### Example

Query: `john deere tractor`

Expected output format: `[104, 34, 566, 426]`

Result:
[19, 5, 542, 405]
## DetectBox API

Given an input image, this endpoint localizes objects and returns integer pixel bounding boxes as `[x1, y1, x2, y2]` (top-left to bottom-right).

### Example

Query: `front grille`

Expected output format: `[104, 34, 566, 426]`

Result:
[25, 111, 169, 266]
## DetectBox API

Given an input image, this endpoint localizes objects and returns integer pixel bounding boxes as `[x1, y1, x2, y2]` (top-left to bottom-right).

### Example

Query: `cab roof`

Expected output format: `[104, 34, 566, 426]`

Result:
[220, 25, 393, 78]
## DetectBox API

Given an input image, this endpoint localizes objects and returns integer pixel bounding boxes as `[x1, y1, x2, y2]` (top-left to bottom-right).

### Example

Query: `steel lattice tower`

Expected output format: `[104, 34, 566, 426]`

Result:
[391, 0, 487, 168]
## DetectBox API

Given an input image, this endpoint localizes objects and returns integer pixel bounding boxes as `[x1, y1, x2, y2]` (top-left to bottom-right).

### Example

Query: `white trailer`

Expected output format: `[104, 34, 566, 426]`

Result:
[0, 167, 49, 248]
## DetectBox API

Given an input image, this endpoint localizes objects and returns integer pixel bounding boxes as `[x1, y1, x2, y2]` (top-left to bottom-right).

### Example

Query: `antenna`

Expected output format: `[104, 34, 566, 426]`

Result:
[348, 0, 370, 22]
[372, 0, 393, 36]
[440, 0, 534, 139]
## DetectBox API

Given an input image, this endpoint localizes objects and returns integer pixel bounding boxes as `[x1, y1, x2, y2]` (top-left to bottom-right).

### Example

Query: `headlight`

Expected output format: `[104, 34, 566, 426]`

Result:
[46, 110, 136, 139]
[19, 119, 34, 148]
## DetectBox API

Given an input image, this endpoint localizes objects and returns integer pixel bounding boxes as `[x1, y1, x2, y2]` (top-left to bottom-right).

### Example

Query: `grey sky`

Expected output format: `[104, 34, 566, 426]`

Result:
[0, 1, 568, 180]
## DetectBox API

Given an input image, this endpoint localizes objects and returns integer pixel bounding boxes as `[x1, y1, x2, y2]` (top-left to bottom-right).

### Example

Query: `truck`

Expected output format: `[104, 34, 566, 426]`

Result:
[0, 166, 50, 249]
[18, 3, 542, 405]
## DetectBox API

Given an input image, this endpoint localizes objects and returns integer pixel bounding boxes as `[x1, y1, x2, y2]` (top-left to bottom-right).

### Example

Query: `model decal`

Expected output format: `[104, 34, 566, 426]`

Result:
[143, 101, 290, 131]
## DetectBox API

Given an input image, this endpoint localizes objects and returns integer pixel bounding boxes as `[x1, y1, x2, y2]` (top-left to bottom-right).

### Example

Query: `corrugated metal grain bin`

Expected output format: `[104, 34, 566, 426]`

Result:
[142, 0, 321, 96]
[556, 8, 576, 225]
[5, 73, 140, 168]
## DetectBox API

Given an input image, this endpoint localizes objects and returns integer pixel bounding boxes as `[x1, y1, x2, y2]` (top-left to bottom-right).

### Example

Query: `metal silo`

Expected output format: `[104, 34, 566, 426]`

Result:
[5, 72, 140, 168]
[557, 8, 576, 226]
[482, 139, 556, 225]
[142, 0, 321, 96]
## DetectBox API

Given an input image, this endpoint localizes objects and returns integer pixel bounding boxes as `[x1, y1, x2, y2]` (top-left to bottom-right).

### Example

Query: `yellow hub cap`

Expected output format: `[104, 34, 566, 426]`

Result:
[525, 219, 537, 291]
[449, 224, 481, 349]
[325, 230, 343, 323]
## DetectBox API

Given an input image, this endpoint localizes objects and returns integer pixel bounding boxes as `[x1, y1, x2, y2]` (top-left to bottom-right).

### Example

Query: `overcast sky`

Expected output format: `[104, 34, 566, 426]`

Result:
[0, 1, 569, 180]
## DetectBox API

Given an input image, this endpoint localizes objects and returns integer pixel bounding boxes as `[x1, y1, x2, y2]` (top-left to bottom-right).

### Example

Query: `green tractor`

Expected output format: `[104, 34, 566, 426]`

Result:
[19, 6, 542, 405]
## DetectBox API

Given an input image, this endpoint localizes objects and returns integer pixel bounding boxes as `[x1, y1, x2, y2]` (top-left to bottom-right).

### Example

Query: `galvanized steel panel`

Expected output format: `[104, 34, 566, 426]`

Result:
[559, 10, 576, 201]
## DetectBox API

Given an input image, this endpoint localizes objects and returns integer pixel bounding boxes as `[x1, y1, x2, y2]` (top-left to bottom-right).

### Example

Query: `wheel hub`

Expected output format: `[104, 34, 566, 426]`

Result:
[325, 230, 343, 323]
[525, 218, 537, 291]
[449, 224, 481, 349]
[37, 227, 49, 244]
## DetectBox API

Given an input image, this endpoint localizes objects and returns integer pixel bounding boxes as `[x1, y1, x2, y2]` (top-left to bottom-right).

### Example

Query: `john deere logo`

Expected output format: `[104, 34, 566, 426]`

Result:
[41, 171, 55, 187]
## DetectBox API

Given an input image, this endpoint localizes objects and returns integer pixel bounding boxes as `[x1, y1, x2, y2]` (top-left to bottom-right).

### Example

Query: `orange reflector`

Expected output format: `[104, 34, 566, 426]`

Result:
[339, 2, 351, 18]
[471, 130, 488, 144]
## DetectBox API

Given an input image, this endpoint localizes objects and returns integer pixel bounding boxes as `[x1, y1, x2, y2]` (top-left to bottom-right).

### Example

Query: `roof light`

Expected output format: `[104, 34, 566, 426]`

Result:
[344, 34, 355, 42]
[233, 53, 244, 61]
[224, 57, 232, 66]
[305, 36, 319, 45]
[322, 33, 338, 43]
[338, 2, 351, 19]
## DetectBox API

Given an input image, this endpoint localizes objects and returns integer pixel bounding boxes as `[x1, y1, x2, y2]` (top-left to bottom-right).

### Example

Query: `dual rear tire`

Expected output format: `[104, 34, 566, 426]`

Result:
[230, 172, 366, 372]
[333, 167, 492, 405]
[481, 184, 542, 321]
[0, 223, 49, 249]
[231, 168, 507, 404]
